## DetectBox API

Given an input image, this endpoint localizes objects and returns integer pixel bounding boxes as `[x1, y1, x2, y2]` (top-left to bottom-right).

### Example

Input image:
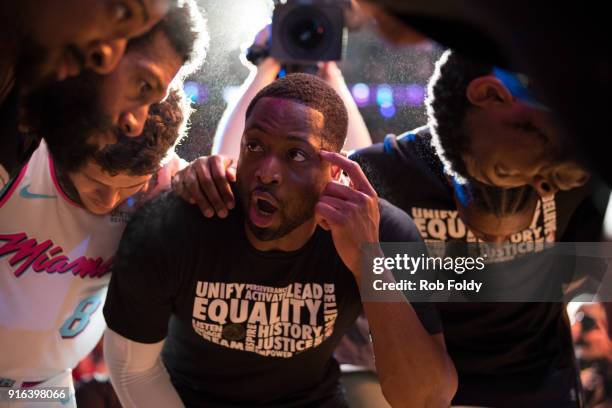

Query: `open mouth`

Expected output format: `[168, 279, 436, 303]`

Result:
[249, 191, 279, 228]
[256, 197, 278, 215]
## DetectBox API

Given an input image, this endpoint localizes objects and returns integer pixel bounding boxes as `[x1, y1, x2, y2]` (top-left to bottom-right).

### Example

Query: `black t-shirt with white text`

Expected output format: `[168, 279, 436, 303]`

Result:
[350, 126, 601, 407]
[103, 191, 434, 408]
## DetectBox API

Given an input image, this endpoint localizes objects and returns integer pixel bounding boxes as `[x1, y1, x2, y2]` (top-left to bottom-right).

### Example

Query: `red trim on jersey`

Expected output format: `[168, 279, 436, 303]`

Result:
[21, 380, 45, 388]
[0, 163, 28, 209]
[48, 156, 83, 209]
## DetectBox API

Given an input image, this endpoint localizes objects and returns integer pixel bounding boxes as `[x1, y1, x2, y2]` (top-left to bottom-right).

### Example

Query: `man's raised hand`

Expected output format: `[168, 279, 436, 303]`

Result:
[315, 151, 380, 280]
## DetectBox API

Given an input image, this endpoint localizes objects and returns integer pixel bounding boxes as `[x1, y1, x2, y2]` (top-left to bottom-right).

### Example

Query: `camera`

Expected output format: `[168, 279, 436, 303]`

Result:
[270, 0, 347, 64]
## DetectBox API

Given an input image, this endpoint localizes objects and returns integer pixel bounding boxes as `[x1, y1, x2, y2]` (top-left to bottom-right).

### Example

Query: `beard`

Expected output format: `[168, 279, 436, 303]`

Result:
[237, 176, 319, 242]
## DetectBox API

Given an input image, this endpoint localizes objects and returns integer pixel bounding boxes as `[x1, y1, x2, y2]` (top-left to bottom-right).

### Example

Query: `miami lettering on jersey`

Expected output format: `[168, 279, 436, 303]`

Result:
[0, 232, 113, 278]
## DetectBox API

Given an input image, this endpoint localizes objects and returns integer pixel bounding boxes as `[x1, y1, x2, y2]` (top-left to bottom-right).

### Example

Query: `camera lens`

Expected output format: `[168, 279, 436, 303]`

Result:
[280, 5, 334, 60]
[289, 18, 326, 50]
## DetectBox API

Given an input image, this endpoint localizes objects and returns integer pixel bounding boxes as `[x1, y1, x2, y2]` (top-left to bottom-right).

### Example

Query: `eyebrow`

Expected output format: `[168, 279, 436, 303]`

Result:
[511, 121, 549, 143]
[480, 170, 497, 186]
[136, 0, 150, 23]
[527, 128, 548, 144]
[85, 172, 147, 189]
[122, 179, 149, 189]
[465, 156, 496, 186]
[247, 128, 319, 152]
[245, 123, 271, 135]
[152, 75, 164, 97]
[534, 128, 548, 143]
[140, 65, 164, 99]
[285, 135, 314, 146]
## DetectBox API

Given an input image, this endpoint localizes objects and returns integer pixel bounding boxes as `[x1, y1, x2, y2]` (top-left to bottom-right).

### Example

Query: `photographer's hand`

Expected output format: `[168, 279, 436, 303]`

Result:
[317, 61, 346, 93]
[245, 25, 281, 72]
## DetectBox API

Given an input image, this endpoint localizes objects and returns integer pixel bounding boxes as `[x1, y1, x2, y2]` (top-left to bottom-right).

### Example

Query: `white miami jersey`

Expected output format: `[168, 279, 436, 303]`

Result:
[0, 141, 129, 382]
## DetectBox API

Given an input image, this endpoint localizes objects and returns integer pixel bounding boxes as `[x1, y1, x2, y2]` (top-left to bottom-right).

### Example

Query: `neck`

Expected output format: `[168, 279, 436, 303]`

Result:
[244, 219, 318, 252]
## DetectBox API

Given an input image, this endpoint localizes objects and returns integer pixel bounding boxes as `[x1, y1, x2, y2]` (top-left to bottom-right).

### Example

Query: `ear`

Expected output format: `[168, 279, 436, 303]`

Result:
[551, 162, 591, 191]
[330, 164, 342, 181]
[466, 76, 514, 108]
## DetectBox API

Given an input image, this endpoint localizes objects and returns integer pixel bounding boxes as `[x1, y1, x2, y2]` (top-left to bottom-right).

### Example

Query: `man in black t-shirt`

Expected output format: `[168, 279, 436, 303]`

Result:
[349, 125, 607, 407]
[102, 74, 457, 408]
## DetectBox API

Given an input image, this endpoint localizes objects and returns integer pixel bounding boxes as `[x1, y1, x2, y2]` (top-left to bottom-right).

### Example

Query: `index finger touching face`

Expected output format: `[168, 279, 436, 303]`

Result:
[319, 150, 376, 196]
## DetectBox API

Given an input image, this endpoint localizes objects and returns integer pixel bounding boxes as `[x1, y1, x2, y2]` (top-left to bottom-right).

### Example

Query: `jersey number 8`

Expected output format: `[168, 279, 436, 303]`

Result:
[60, 295, 102, 338]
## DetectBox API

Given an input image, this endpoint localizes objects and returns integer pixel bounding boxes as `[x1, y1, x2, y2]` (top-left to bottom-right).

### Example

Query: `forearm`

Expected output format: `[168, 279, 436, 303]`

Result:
[103, 328, 184, 408]
[362, 270, 457, 407]
[211, 59, 280, 162]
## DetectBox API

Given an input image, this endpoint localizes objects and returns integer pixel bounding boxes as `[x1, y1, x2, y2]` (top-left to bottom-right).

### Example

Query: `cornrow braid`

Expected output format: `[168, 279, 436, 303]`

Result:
[458, 179, 538, 218]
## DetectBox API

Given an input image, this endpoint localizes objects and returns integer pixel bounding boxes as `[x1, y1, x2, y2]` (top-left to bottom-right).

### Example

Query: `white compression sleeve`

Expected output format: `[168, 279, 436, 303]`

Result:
[103, 328, 185, 408]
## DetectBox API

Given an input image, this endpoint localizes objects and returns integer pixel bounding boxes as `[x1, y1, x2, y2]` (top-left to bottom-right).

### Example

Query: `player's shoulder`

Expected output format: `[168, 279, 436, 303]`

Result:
[127, 191, 202, 241]
[132, 188, 242, 239]
[379, 198, 412, 224]
[350, 126, 433, 180]
[349, 135, 395, 170]
[378, 198, 422, 243]
[351, 126, 429, 159]
[133, 190, 189, 224]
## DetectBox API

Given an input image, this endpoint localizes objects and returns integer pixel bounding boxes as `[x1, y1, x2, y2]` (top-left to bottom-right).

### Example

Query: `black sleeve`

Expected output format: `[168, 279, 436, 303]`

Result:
[378, 200, 443, 335]
[378, 198, 422, 243]
[103, 193, 183, 343]
[559, 181, 610, 242]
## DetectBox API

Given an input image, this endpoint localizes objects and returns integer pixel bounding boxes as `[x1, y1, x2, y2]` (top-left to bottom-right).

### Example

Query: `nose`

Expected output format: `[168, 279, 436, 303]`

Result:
[119, 106, 148, 137]
[531, 176, 558, 198]
[255, 155, 282, 185]
[84, 39, 127, 75]
[95, 188, 121, 212]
